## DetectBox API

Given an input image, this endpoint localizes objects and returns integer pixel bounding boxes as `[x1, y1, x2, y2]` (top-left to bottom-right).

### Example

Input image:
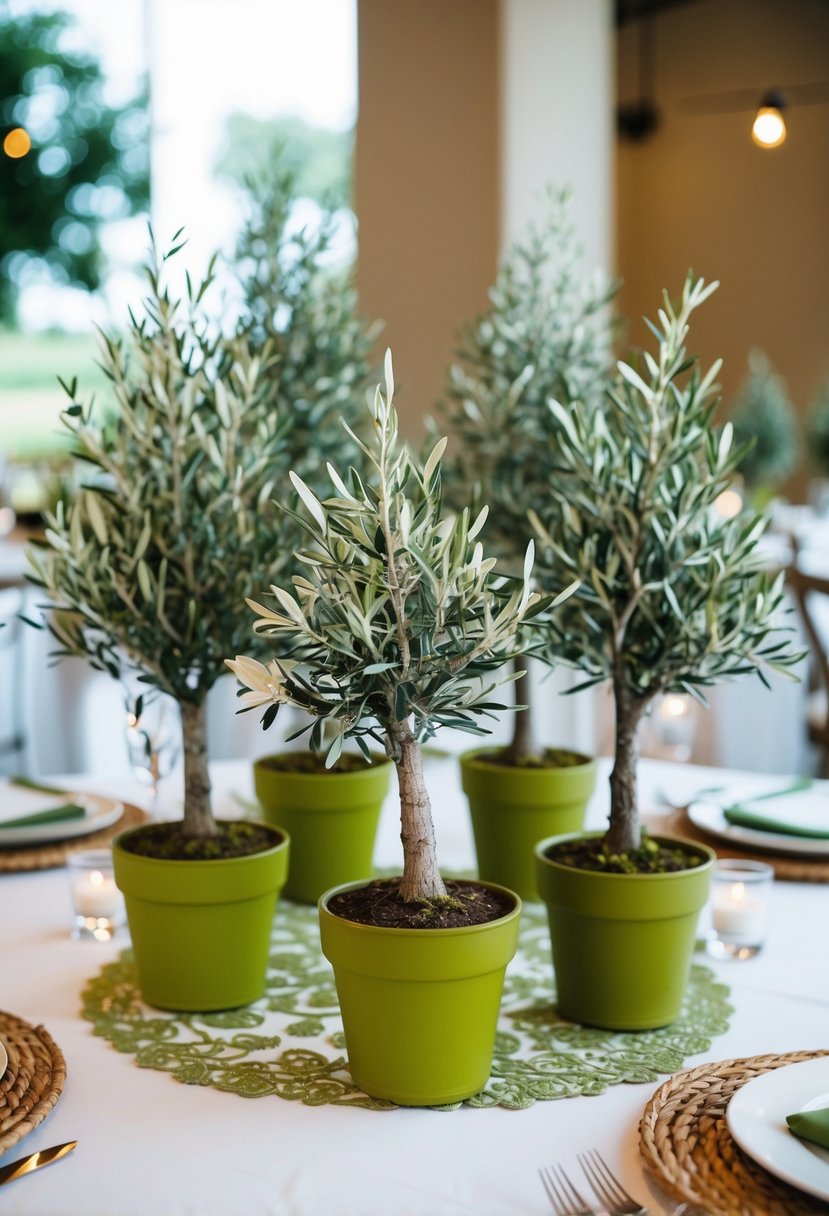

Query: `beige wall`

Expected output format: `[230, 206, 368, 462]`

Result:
[617, 0, 829, 499]
[355, 0, 500, 438]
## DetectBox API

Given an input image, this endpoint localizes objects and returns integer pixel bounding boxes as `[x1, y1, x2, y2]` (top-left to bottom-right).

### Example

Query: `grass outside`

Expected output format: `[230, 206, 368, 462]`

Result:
[0, 331, 108, 458]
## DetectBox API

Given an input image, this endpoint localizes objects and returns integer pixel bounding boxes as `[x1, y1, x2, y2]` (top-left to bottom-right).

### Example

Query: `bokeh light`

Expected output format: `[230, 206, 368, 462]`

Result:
[3, 127, 31, 158]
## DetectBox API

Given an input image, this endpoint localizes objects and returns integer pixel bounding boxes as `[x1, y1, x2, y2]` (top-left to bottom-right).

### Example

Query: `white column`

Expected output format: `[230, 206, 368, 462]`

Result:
[500, 0, 613, 265]
[500, 0, 614, 754]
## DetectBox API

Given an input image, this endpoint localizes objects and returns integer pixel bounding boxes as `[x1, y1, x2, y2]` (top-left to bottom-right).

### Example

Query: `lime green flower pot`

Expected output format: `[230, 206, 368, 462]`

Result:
[460, 747, 597, 900]
[254, 754, 392, 904]
[535, 832, 714, 1031]
[113, 822, 289, 1012]
[319, 879, 521, 1105]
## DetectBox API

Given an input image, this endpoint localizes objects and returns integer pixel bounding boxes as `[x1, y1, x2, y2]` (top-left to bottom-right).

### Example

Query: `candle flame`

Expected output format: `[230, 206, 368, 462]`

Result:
[731, 882, 746, 903]
[90, 870, 104, 887]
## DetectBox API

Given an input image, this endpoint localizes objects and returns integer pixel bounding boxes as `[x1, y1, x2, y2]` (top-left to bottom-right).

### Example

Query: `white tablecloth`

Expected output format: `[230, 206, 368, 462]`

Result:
[1, 756, 828, 1216]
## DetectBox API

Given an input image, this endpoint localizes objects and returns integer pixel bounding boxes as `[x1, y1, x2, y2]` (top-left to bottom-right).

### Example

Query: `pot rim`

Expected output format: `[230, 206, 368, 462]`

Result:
[254, 750, 393, 777]
[459, 744, 596, 771]
[534, 829, 716, 878]
[113, 818, 288, 868]
[318, 876, 522, 937]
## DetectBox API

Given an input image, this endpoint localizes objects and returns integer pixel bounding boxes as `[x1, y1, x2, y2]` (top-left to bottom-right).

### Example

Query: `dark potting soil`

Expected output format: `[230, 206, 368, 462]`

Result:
[546, 834, 705, 875]
[120, 820, 281, 861]
[327, 878, 515, 929]
[256, 752, 378, 775]
[477, 747, 590, 770]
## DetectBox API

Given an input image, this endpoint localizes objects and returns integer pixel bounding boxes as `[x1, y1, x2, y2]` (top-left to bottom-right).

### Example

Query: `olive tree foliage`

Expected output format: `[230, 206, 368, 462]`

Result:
[234, 163, 377, 495]
[530, 274, 803, 853]
[434, 189, 617, 761]
[228, 353, 564, 902]
[27, 243, 294, 838]
[729, 350, 799, 496]
[437, 189, 616, 568]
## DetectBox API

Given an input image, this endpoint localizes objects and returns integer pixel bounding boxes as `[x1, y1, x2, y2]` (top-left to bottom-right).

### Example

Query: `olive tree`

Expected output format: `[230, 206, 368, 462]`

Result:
[531, 274, 802, 855]
[228, 353, 567, 900]
[27, 244, 292, 839]
[437, 190, 616, 761]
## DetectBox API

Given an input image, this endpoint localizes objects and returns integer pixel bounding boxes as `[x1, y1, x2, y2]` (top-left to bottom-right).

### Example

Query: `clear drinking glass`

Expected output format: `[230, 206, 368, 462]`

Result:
[705, 859, 774, 960]
[68, 849, 123, 941]
[124, 688, 181, 815]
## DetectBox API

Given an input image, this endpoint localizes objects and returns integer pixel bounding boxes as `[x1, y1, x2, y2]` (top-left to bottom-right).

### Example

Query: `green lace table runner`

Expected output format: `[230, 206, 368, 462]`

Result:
[81, 900, 732, 1111]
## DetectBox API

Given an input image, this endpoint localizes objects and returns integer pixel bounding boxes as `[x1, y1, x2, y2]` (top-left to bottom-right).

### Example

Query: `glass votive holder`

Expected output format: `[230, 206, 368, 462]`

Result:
[705, 859, 774, 960]
[68, 849, 123, 942]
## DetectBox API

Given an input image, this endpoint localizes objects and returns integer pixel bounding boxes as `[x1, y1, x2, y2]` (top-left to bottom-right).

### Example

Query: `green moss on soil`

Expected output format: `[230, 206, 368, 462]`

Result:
[546, 834, 704, 875]
[120, 820, 282, 861]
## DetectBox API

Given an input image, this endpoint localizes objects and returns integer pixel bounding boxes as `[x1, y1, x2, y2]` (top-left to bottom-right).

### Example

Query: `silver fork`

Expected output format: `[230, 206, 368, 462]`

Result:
[578, 1150, 648, 1215]
[538, 1164, 596, 1215]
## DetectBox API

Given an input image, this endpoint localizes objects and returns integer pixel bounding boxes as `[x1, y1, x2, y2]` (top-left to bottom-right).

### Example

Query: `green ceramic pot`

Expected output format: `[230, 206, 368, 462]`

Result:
[113, 821, 289, 1012]
[535, 832, 715, 1031]
[253, 753, 393, 904]
[319, 879, 521, 1105]
[460, 747, 597, 901]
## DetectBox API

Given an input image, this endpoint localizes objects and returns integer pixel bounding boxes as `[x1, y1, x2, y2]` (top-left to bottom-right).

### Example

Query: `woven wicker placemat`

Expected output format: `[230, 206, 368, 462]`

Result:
[645, 809, 829, 882]
[640, 1050, 829, 1216]
[0, 1011, 67, 1156]
[0, 801, 148, 873]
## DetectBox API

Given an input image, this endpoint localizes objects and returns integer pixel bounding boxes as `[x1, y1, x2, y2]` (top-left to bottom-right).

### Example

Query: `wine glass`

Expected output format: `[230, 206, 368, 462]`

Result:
[123, 688, 181, 816]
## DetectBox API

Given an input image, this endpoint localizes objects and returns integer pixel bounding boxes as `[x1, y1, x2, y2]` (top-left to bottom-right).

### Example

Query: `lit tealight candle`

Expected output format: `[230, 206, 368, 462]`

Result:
[72, 868, 120, 919]
[712, 880, 766, 939]
[68, 849, 122, 939]
[707, 860, 773, 959]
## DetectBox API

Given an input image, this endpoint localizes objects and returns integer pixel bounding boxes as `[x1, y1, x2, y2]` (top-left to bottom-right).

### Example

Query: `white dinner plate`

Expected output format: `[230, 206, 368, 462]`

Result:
[688, 800, 829, 858]
[727, 1057, 829, 1202]
[0, 790, 124, 848]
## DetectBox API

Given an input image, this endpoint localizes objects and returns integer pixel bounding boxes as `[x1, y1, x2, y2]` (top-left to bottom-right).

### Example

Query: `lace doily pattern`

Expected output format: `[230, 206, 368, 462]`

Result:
[82, 900, 732, 1111]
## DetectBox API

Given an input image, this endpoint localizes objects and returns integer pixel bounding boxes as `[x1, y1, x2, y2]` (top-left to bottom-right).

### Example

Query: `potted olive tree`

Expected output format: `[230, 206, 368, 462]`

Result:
[27, 243, 295, 1012]
[228, 352, 561, 1104]
[437, 191, 615, 897]
[729, 349, 799, 507]
[234, 166, 393, 899]
[529, 274, 802, 1030]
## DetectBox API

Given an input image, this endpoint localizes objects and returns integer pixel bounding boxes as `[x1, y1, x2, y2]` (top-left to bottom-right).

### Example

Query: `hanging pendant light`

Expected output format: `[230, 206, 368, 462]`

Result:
[751, 90, 787, 148]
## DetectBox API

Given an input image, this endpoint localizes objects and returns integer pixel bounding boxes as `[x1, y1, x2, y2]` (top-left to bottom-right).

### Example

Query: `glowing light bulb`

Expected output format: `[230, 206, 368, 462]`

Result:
[752, 93, 787, 149]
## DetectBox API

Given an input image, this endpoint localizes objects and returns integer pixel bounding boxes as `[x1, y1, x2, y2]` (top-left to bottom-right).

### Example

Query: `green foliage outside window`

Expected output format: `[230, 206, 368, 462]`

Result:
[0, 4, 149, 323]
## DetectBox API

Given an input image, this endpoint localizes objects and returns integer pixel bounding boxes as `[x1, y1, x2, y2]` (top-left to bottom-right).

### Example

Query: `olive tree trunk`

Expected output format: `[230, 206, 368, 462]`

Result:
[180, 698, 216, 837]
[393, 722, 447, 902]
[503, 653, 536, 765]
[605, 680, 651, 854]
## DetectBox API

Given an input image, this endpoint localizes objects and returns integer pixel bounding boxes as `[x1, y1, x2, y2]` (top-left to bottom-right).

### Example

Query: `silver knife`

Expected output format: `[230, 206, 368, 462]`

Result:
[0, 1141, 77, 1186]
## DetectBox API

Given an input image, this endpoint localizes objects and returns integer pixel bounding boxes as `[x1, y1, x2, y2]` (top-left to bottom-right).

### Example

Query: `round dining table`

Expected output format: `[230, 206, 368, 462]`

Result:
[1, 752, 827, 1216]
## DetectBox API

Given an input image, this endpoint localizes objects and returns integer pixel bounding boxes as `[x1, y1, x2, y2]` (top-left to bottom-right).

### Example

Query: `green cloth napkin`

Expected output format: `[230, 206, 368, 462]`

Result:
[787, 1105, 829, 1149]
[1, 803, 86, 829]
[9, 775, 71, 796]
[723, 806, 829, 839]
[721, 777, 828, 838]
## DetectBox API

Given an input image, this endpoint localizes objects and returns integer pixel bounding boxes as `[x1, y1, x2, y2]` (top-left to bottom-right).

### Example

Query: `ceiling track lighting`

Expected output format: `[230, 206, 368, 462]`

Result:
[680, 80, 829, 148]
